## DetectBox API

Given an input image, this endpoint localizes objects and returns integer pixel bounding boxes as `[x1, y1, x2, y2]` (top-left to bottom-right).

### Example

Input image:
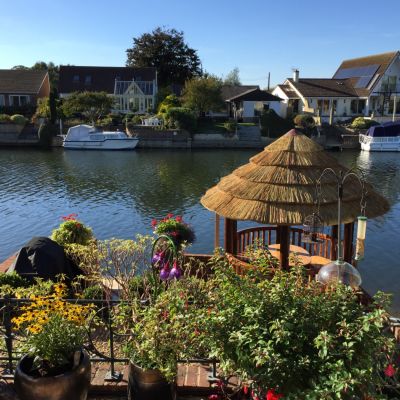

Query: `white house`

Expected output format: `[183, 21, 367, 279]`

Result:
[209, 85, 282, 120]
[58, 66, 158, 114]
[273, 51, 400, 123]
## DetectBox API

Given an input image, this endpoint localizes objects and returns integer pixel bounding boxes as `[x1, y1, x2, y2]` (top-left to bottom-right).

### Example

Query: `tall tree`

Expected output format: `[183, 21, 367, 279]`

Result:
[62, 92, 114, 124]
[182, 76, 224, 116]
[224, 67, 241, 86]
[126, 27, 202, 86]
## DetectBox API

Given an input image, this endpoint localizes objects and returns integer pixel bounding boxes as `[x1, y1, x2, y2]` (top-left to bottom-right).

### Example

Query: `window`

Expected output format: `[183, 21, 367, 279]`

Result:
[317, 99, 330, 115]
[381, 75, 397, 92]
[0, 95, 4, 106]
[84, 75, 92, 85]
[350, 99, 366, 114]
[9, 95, 30, 107]
[73, 75, 80, 83]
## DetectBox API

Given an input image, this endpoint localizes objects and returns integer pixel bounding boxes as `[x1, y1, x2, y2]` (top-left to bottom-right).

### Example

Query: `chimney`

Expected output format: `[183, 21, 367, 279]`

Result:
[293, 69, 299, 83]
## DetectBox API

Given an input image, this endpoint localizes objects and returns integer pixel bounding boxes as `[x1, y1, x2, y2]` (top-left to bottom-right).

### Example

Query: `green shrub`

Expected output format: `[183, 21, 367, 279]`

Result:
[260, 109, 294, 138]
[96, 116, 113, 128]
[223, 120, 237, 132]
[51, 216, 93, 247]
[0, 272, 29, 289]
[0, 114, 11, 123]
[108, 113, 123, 125]
[38, 121, 58, 147]
[10, 114, 28, 126]
[81, 284, 104, 300]
[157, 94, 181, 114]
[164, 107, 196, 131]
[131, 115, 142, 125]
[294, 114, 315, 128]
[351, 117, 379, 129]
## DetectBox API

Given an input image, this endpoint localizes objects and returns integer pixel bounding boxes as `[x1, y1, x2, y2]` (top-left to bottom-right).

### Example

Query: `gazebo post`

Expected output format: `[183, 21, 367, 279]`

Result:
[224, 218, 237, 255]
[343, 222, 355, 263]
[277, 225, 290, 270]
[214, 213, 220, 249]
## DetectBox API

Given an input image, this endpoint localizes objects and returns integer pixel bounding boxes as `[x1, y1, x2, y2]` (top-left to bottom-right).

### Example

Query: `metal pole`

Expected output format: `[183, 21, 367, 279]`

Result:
[393, 95, 397, 122]
[337, 175, 343, 261]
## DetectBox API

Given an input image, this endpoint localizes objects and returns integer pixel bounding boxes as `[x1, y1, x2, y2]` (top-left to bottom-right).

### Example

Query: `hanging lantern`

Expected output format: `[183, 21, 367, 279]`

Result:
[355, 216, 368, 261]
[316, 259, 362, 288]
[302, 213, 324, 243]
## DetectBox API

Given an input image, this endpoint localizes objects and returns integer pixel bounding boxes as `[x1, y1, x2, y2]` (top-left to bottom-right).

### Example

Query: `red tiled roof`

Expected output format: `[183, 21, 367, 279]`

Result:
[58, 66, 157, 94]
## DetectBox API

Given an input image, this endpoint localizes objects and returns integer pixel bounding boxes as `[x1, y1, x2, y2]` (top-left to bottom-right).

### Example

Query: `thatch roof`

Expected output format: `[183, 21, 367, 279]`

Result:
[201, 130, 390, 225]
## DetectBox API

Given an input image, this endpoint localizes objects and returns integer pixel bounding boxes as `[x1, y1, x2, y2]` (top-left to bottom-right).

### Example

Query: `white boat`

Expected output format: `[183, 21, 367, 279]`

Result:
[360, 122, 400, 152]
[63, 124, 138, 150]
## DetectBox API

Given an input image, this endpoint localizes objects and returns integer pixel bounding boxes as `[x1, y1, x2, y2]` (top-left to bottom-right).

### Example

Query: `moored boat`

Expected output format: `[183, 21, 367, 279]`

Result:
[360, 121, 400, 152]
[63, 124, 138, 150]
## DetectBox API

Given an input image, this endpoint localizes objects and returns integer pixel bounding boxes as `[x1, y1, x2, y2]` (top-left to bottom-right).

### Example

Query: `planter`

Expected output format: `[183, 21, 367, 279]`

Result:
[14, 350, 91, 400]
[128, 362, 175, 400]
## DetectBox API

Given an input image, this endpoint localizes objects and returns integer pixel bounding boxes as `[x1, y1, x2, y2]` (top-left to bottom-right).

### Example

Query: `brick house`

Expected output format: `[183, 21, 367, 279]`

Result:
[0, 69, 50, 110]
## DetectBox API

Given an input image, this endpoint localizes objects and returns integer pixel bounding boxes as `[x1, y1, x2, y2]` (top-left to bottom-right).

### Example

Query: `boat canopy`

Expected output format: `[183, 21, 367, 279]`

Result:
[65, 124, 94, 141]
[366, 122, 400, 137]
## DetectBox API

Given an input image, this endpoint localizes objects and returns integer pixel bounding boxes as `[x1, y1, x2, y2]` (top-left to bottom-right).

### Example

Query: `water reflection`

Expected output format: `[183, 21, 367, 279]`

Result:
[0, 147, 399, 314]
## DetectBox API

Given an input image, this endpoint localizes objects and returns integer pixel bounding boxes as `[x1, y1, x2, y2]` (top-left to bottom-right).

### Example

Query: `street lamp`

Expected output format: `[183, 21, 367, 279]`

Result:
[312, 168, 367, 288]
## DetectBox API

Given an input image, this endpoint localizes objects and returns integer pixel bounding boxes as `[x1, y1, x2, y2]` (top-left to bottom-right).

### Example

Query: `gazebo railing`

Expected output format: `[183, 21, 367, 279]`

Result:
[237, 226, 337, 260]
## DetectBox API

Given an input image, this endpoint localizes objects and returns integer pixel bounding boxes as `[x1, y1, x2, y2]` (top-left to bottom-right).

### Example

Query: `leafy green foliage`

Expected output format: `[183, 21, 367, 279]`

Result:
[51, 217, 93, 247]
[223, 120, 237, 132]
[81, 284, 104, 300]
[203, 256, 394, 398]
[182, 76, 224, 115]
[123, 276, 211, 381]
[126, 27, 202, 86]
[10, 114, 28, 125]
[164, 107, 196, 131]
[223, 67, 241, 86]
[0, 272, 29, 289]
[153, 214, 195, 245]
[0, 114, 11, 123]
[351, 117, 379, 130]
[260, 109, 294, 137]
[157, 94, 181, 114]
[38, 121, 58, 147]
[61, 91, 114, 124]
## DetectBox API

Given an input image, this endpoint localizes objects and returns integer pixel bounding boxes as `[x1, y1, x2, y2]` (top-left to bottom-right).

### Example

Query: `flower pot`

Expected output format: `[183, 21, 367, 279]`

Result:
[14, 350, 91, 400]
[128, 362, 175, 400]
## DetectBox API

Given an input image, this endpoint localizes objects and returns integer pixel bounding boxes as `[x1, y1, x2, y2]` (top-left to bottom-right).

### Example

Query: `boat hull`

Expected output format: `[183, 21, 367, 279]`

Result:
[63, 138, 139, 150]
[359, 134, 400, 152]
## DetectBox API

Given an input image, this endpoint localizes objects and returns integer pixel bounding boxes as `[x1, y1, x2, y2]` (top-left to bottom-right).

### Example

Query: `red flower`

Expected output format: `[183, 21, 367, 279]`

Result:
[266, 389, 284, 400]
[385, 364, 396, 377]
[175, 215, 183, 222]
[251, 390, 259, 400]
[243, 385, 249, 394]
[167, 213, 174, 219]
[62, 213, 78, 221]
[151, 219, 157, 227]
[208, 395, 219, 400]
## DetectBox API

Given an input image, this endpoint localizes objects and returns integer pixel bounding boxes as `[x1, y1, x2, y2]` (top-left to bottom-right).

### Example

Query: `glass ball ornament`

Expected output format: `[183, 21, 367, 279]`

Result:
[316, 259, 362, 288]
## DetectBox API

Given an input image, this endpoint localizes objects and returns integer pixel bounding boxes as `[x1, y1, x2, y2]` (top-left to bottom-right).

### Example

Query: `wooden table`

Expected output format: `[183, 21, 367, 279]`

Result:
[269, 244, 311, 267]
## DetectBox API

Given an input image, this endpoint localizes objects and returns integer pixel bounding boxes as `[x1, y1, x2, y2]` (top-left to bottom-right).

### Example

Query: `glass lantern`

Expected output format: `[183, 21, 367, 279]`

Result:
[302, 213, 324, 243]
[355, 216, 367, 261]
[316, 259, 362, 288]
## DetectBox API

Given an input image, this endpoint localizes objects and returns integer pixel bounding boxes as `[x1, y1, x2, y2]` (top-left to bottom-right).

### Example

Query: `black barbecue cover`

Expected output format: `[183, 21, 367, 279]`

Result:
[8, 237, 82, 282]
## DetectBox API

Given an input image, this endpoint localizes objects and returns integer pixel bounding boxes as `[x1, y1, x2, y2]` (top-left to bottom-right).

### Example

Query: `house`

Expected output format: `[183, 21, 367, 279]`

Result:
[272, 51, 400, 123]
[0, 69, 50, 109]
[209, 85, 282, 120]
[58, 66, 158, 114]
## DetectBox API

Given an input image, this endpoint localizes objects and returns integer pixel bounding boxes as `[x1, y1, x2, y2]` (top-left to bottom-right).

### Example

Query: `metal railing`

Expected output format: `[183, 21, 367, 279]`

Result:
[0, 296, 219, 383]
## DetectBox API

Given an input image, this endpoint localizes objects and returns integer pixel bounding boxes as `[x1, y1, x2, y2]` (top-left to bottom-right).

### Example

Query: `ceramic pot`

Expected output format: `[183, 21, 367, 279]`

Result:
[14, 350, 91, 400]
[128, 362, 175, 400]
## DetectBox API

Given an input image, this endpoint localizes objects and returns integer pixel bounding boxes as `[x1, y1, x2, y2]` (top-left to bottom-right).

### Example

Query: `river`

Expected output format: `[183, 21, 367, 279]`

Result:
[0, 148, 399, 314]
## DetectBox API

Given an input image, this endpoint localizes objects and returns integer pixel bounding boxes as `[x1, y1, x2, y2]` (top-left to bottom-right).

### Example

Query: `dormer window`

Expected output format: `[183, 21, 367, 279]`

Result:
[84, 75, 92, 85]
[73, 75, 80, 83]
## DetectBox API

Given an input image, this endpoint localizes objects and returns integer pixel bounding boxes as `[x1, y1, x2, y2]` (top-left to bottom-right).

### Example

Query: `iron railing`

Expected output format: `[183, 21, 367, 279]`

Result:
[0, 297, 218, 382]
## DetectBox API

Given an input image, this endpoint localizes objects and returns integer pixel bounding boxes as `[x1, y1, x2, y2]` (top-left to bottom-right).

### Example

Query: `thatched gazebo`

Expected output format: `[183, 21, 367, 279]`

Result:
[201, 129, 390, 269]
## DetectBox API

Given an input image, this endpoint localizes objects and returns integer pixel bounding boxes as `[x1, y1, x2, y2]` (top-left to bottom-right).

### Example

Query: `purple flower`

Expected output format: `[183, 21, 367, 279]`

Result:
[160, 263, 170, 281]
[169, 261, 182, 280]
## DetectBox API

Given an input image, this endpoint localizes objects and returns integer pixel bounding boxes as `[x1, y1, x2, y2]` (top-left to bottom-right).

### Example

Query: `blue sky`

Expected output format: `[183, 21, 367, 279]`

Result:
[1, 0, 400, 87]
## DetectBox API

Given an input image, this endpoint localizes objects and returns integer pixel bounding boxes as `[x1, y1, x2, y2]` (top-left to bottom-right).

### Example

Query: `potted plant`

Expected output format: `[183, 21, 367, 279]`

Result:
[204, 255, 395, 399]
[51, 214, 93, 247]
[123, 275, 210, 400]
[12, 282, 94, 400]
[152, 214, 195, 249]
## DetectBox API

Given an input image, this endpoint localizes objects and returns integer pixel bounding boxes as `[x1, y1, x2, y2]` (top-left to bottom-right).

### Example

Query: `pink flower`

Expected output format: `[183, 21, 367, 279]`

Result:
[385, 364, 396, 377]
[243, 385, 249, 394]
[208, 395, 219, 400]
[266, 389, 284, 400]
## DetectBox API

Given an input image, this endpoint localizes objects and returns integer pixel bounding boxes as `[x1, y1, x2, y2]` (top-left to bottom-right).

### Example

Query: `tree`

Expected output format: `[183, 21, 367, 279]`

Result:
[126, 27, 202, 86]
[224, 67, 241, 86]
[62, 92, 114, 124]
[12, 65, 29, 70]
[182, 76, 224, 116]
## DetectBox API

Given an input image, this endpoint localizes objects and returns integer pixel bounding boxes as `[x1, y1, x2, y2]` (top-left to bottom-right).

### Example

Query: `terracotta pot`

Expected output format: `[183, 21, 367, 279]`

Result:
[128, 362, 175, 400]
[14, 350, 91, 400]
